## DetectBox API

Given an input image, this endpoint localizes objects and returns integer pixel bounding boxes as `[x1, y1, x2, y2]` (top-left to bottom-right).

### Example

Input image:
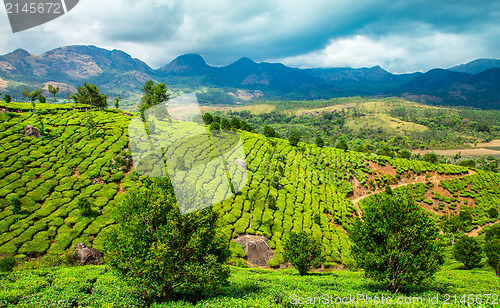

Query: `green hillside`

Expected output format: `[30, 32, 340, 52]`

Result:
[0, 103, 487, 265]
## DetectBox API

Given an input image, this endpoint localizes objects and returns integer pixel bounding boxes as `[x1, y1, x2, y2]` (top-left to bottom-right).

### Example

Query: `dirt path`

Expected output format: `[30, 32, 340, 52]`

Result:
[466, 220, 500, 237]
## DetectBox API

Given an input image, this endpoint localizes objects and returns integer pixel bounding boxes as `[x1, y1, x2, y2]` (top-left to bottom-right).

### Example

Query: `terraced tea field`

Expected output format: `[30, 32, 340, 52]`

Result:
[0, 103, 496, 267]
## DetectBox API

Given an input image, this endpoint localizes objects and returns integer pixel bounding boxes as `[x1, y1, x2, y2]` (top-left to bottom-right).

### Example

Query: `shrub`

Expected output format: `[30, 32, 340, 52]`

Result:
[453, 235, 482, 269]
[77, 198, 93, 217]
[489, 207, 499, 219]
[284, 230, 323, 275]
[103, 177, 230, 300]
[268, 258, 280, 268]
[314, 136, 325, 148]
[11, 197, 21, 214]
[350, 192, 444, 293]
[0, 256, 15, 272]
[288, 133, 300, 147]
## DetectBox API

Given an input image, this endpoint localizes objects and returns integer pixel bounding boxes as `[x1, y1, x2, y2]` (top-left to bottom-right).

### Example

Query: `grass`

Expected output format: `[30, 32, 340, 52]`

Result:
[1, 248, 499, 307]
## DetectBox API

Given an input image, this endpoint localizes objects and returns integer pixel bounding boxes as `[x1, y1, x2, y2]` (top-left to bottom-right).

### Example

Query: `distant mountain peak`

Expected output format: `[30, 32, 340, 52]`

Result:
[159, 54, 212, 75]
[448, 58, 500, 75]
[5, 48, 31, 58]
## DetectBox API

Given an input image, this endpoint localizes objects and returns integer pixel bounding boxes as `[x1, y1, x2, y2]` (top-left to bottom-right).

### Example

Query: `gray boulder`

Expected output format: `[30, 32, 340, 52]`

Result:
[234, 235, 274, 267]
[24, 125, 41, 138]
[73, 243, 103, 265]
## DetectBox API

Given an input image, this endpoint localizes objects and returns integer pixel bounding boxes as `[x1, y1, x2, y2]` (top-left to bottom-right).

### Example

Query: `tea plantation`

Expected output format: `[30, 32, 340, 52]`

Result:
[0, 103, 473, 264]
[1, 103, 500, 307]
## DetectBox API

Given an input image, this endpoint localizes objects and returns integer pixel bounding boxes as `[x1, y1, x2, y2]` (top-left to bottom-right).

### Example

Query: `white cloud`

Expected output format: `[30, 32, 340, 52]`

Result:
[278, 33, 488, 73]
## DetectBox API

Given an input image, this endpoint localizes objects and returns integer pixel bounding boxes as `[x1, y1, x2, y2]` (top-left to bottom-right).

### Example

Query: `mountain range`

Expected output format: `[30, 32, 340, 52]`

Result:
[0, 45, 499, 109]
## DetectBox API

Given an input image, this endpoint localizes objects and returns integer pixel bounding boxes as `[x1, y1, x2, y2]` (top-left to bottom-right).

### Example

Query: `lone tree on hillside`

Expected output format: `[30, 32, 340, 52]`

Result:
[349, 192, 444, 293]
[284, 230, 324, 275]
[4, 94, 11, 104]
[103, 177, 230, 300]
[48, 84, 59, 103]
[315, 136, 325, 148]
[139, 79, 170, 120]
[453, 235, 482, 269]
[114, 97, 121, 109]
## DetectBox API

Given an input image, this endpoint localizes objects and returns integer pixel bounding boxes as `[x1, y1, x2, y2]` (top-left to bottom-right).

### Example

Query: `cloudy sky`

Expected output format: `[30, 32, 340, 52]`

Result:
[0, 0, 499, 73]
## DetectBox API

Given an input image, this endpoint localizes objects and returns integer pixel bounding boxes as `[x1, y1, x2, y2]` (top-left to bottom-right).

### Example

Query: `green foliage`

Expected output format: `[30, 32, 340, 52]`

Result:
[485, 239, 500, 277]
[336, 139, 348, 151]
[38, 95, 46, 104]
[71, 82, 108, 109]
[103, 177, 230, 300]
[284, 230, 323, 275]
[48, 84, 59, 103]
[0, 256, 15, 272]
[11, 197, 21, 214]
[452, 235, 482, 269]
[263, 125, 277, 138]
[210, 121, 220, 131]
[77, 198, 93, 217]
[314, 136, 324, 148]
[350, 192, 444, 293]
[202, 113, 213, 125]
[4, 94, 11, 104]
[138, 79, 169, 115]
[489, 207, 499, 219]
[220, 118, 230, 130]
[288, 133, 300, 147]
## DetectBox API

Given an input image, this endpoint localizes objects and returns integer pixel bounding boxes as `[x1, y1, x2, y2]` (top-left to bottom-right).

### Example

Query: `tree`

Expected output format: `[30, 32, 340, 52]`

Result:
[453, 235, 482, 269]
[288, 133, 300, 146]
[263, 125, 276, 138]
[240, 121, 253, 132]
[114, 97, 121, 109]
[21, 88, 30, 103]
[336, 139, 348, 151]
[230, 117, 241, 129]
[220, 118, 230, 130]
[48, 84, 59, 103]
[284, 230, 323, 275]
[28, 89, 42, 104]
[315, 136, 325, 148]
[202, 113, 214, 125]
[210, 121, 220, 131]
[71, 83, 108, 109]
[103, 177, 230, 300]
[4, 94, 11, 104]
[139, 80, 169, 119]
[485, 224, 500, 277]
[349, 192, 444, 293]
[140, 80, 169, 109]
[38, 94, 46, 104]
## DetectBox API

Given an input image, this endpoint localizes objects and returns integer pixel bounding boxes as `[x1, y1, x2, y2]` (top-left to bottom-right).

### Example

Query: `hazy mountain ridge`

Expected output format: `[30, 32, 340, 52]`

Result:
[0, 45, 498, 109]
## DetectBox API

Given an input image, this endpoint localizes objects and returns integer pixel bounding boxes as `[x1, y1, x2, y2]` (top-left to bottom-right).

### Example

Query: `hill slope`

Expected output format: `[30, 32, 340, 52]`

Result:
[1, 104, 499, 267]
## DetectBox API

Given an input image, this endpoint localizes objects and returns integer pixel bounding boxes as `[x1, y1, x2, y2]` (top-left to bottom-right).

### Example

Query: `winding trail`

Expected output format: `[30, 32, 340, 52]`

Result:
[349, 169, 477, 219]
